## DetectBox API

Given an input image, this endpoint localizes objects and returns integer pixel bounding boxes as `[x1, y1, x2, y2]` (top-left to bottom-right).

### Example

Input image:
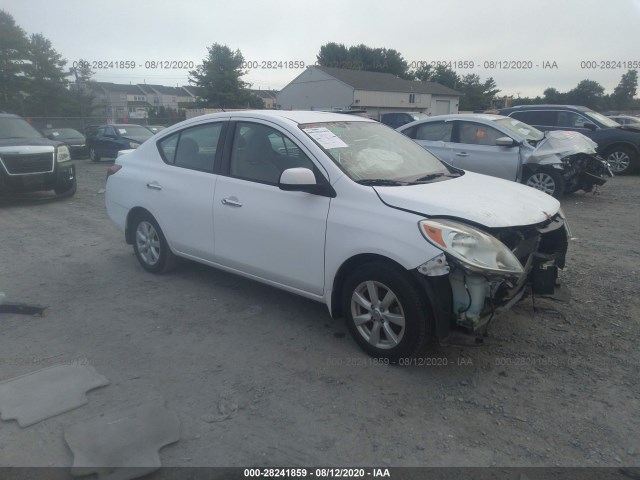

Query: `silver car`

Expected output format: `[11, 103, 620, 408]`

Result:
[398, 114, 612, 197]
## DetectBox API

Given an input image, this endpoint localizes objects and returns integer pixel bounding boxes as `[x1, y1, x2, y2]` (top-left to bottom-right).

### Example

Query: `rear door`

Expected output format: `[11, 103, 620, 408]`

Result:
[402, 120, 454, 163]
[145, 121, 227, 260]
[450, 120, 520, 180]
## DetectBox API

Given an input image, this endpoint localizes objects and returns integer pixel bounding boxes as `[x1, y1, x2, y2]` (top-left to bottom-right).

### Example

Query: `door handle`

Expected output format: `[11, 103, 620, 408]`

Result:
[455, 152, 469, 157]
[221, 197, 242, 207]
[146, 182, 162, 190]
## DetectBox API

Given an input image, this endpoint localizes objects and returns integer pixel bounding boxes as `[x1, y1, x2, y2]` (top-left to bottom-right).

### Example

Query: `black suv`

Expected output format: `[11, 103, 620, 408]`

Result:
[499, 105, 640, 174]
[380, 112, 429, 129]
[86, 124, 153, 161]
[0, 113, 76, 196]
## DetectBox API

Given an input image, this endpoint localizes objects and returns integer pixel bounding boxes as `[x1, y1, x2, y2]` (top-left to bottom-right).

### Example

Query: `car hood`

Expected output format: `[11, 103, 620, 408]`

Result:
[526, 130, 597, 164]
[619, 124, 640, 133]
[0, 137, 62, 148]
[373, 171, 560, 228]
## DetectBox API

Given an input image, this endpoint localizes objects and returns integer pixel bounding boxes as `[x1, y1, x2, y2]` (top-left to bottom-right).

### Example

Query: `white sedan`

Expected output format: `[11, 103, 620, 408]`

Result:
[106, 110, 569, 359]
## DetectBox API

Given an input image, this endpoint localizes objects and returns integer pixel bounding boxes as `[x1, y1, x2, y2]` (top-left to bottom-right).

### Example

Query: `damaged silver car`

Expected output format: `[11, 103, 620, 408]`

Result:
[398, 114, 612, 197]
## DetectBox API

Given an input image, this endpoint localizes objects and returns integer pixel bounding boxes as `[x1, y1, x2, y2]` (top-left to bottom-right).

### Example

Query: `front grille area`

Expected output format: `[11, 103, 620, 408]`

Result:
[0, 152, 55, 175]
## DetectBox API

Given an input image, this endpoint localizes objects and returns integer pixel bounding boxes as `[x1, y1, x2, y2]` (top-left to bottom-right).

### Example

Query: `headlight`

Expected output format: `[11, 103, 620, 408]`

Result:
[557, 208, 573, 238]
[418, 219, 524, 276]
[129, 142, 141, 149]
[56, 145, 71, 163]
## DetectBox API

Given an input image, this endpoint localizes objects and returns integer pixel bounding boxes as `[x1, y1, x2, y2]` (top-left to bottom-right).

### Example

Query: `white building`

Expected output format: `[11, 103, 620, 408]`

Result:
[276, 66, 461, 117]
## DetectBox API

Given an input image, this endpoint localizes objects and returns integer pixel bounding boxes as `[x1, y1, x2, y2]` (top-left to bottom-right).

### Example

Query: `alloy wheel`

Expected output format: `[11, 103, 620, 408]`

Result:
[136, 221, 161, 266]
[350, 280, 405, 349]
[607, 151, 631, 173]
[526, 172, 556, 195]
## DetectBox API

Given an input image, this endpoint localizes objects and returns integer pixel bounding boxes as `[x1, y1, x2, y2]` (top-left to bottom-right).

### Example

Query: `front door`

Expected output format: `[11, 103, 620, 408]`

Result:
[213, 120, 330, 295]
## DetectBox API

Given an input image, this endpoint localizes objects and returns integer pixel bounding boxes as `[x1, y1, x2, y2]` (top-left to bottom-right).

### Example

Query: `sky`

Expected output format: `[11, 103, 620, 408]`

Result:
[2, 0, 640, 98]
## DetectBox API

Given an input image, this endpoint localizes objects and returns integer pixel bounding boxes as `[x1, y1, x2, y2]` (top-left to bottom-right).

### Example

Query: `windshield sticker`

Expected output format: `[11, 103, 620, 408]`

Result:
[118, 129, 127, 134]
[303, 127, 348, 149]
[52, 132, 60, 136]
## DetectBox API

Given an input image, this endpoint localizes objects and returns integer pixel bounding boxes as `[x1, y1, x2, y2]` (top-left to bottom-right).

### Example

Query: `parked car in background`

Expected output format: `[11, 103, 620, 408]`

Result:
[0, 113, 76, 196]
[607, 115, 640, 126]
[380, 112, 430, 129]
[398, 114, 611, 197]
[42, 128, 87, 159]
[145, 125, 167, 134]
[106, 110, 570, 359]
[86, 124, 153, 161]
[499, 105, 640, 174]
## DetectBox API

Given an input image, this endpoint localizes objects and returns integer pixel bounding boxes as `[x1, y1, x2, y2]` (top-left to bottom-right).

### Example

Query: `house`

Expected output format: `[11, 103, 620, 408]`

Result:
[138, 84, 195, 110]
[276, 66, 461, 117]
[249, 89, 278, 109]
[89, 82, 152, 122]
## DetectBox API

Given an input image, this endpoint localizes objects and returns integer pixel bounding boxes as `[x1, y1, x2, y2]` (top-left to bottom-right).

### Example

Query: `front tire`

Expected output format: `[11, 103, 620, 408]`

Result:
[342, 262, 431, 361]
[54, 178, 77, 197]
[132, 212, 177, 274]
[523, 170, 565, 198]
[605, 146, 635, 175]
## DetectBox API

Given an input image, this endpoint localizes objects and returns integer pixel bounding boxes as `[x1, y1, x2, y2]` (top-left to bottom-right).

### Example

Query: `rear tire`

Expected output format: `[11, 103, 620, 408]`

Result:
[523, 170, 565, 198]
[131, 212, 177, 274]
[342, 262, 431, 361]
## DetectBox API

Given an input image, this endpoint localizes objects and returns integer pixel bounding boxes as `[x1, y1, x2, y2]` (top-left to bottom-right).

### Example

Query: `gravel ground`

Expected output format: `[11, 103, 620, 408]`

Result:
[0, 159, 638, 470]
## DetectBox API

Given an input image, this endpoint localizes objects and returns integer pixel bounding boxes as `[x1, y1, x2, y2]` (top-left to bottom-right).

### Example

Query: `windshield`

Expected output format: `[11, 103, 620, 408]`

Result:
[0, 117, 44, 139]
[45, 128, 83, 139]
[585, 111, 620, 128]
[116, 126, 153, 137]
[300, 121, 449, 182]
[495, 118, 544, 141]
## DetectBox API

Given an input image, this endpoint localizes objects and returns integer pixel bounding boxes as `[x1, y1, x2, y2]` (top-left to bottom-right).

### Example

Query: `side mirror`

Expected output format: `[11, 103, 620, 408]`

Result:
[495, 136, 517, 147]
[278, 168, 335, 197]
[583, 122, 597, 131]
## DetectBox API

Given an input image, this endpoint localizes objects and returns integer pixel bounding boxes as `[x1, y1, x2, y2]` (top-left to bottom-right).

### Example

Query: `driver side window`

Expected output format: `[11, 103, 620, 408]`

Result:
[229, 123, 315, 185]
[457, 122, 504, 146]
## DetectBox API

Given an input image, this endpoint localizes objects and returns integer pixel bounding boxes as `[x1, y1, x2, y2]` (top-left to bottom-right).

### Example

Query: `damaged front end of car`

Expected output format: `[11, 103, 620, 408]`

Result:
[523, 130, 613, 193]
[416, 212, 569, 344]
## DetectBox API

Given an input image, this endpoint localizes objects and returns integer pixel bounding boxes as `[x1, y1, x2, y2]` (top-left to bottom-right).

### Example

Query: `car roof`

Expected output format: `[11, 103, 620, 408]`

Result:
[0, 113, 25, 119]
[501, 104, 591, 112]
[398, 113, 509, 129]
[191, 110, 375, 126]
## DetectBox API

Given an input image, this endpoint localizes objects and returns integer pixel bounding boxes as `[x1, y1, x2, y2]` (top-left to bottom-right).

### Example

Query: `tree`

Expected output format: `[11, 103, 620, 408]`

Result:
[0, 10, 30, 114]
[68, 59, 96, 117]
[543, 87, 566, 104]
[23, 33, 69, 116]
[565, 80, 605, 110]
[316, 43, 413, 79]
[610, 69, 638, 109]
[189, 44, 259, 109]
[316, 42, 350, 68]
[430, 65, 461, 90]
[412, 63, 433, 82]
[457, 74, 500, 111]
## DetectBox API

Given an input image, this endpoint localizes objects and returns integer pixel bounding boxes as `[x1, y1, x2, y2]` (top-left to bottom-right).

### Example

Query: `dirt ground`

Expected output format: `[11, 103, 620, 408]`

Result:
[0, 159, 638, 470]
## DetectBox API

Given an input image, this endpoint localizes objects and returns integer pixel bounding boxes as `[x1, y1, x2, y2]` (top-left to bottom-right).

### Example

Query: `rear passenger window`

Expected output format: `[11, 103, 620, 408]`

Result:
[415, 122, 452, 141]
[510, 111, 556, 126]
[157, 123, 223, 172]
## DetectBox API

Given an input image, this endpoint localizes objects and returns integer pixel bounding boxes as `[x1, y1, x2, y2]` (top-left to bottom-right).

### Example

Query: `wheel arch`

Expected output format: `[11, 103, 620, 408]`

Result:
[330, 253, 427, 320]
[125, 206, 154, 245]
[599, 140, 639, 157]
